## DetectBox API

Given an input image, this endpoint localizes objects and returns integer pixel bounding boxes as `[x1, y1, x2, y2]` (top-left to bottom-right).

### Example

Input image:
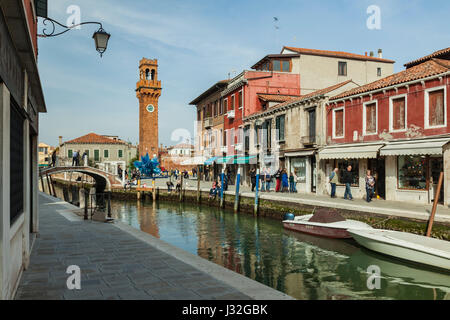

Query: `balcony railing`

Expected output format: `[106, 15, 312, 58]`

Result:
[226, 110, 235, 119]
[301, 135, 317, 145]
[204, 117, 213, 128]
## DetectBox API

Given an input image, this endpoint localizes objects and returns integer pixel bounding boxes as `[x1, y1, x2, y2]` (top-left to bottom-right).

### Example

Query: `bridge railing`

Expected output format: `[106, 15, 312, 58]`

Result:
[82, 191, 112, 220]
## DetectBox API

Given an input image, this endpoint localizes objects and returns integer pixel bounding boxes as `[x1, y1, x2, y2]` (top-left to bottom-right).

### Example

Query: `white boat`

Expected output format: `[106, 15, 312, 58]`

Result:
[283, 210, 372, 239]
[348, 229, 450, 271]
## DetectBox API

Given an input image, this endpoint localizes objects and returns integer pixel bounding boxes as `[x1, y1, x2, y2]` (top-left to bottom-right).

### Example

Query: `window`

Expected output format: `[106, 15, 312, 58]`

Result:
[68, 149, 73, 158]
[94, 150, 100, 161]
[390, 95, 407, 131]
[377, 67, 382, 77]
[197, 110, 201, 121]
[363, 101, 377, 135]
[425, 87, 446, 128]
[398, 155, 427, 190]
[273, 60, 281, 71]
[239, 90, 243, 109]
[214, 101, 218, 117]
[338, 61, 347, 76]
[104, 150, 109, 158]
[223, 130, 227, 147]
[333, 108, 344, 138]
[231, 95, 235, 110]
[276, 115, 285, 141]
[223, 98, 228, 113]
[290, 158, 306, 183]
[85, 150, 90, 158]
[282, 60, 290, 72]
[118, 150, 123, 158]
[230, 128, 235, 146]
[244, 125, 250, 151]
[335, 159, 359, 186]
[10, 103, 24, 224]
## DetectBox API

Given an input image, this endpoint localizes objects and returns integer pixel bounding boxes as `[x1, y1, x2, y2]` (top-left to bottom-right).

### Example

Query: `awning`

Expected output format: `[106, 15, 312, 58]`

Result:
[236, 155, 257, 164]
[285, 150, 315, 157]
[319, 144, 384, 160]
[216, 156, 237, 164]
[380, 138, 450, 156]
[204, 157, 217, 165]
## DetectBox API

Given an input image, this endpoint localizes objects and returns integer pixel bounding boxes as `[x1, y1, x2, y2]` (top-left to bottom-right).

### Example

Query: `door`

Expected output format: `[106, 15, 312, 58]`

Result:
[308, 109, 316, 143]
[430, 157, 444, 204]
[369, 158, 386, 199]
[311, 156, 316, 192]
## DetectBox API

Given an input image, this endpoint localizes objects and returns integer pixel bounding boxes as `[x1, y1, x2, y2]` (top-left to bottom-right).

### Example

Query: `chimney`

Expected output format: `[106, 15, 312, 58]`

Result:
[369, 51, 374, 57]
[59, 136, 62, 146]
[365, 52, 368, 56]
[378, 49, 383, 59]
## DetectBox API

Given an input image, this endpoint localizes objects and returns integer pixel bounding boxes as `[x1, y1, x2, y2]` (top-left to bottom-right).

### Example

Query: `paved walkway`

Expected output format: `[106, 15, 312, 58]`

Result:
[141, 177, 450, 223]
[15, 193, 292, 300]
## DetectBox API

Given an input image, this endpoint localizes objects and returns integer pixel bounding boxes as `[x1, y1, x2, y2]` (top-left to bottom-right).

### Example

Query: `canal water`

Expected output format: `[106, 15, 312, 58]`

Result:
[110, 199, 450, 300]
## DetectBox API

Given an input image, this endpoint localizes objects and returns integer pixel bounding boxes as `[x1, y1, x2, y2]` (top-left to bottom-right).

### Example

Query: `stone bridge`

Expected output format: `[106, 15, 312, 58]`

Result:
[39, 166, 123, 192]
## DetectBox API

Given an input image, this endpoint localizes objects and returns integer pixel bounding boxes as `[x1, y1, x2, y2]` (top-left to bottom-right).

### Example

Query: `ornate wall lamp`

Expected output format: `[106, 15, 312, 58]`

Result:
[38, 17, 111, 57]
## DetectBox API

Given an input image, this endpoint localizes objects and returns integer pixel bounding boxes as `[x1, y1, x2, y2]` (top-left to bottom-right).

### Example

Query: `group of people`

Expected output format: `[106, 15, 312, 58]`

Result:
[71, 150, 88, 167]
[249, 167, 298, 193]
[329, 165, 376, 203]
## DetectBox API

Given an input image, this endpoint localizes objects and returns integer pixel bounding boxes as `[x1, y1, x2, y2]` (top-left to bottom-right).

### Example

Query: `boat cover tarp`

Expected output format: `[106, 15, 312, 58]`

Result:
[308, 208, 346, 223]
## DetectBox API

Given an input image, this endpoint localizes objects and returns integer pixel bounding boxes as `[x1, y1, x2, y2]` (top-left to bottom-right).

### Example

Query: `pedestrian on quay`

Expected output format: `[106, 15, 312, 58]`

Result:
[365, 170, 376, 203]
[260, 168, 266, 192]
[343, 165, 353, 200]
[329, 167, 339, 198]
[250, 168, 256, 192]
[281, 169, 289, 192]
[51, 150, 57, 167]
[72, 150, 78, 166]
[265, 169, 272, 192]
[289, 172, 296, 193]
[274, 168, 282, 192]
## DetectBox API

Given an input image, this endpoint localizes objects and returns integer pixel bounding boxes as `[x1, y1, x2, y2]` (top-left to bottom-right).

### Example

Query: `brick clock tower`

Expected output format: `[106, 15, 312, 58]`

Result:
[136, 58, 162, 157]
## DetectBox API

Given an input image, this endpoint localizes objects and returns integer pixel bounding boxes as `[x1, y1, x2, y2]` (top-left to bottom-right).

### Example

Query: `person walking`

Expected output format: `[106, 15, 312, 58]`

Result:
[250, 168, 256, 192]
[343, 165, 353, 200]
[265, 170, 272, 192]
[365, 170, 376, 203]
[281, 169, 289, 192]
[51, 150, 57, 167]
[72, 150, 78, 166]
[329, 167, 339, 198]
[289, 172, 295, 193]
[274, 168, 282, 192]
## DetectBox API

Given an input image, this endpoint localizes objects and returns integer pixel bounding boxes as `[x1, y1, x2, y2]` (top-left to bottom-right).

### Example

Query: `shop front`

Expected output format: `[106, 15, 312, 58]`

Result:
[380, 137, 450, 205]
[318, 143, 385, 199]
[285, 150, 316, 193]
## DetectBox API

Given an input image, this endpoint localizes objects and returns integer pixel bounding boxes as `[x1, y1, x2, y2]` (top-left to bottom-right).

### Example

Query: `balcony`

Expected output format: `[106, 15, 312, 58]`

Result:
[301, 135, 317, 146]
[226, 110, 235, 119]
[204, 117, 213, 129]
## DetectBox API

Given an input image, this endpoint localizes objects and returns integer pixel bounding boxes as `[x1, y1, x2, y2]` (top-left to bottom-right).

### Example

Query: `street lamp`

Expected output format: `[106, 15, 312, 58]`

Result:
[38, 17, 111, 58]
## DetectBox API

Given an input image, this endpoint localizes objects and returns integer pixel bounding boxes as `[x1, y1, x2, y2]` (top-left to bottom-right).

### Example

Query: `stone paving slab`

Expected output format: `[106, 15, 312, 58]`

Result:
[15, 192, 292, 300]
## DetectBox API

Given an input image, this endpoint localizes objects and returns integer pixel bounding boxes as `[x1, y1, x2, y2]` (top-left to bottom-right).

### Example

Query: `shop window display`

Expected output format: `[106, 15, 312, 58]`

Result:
[398, 155, 427, 190]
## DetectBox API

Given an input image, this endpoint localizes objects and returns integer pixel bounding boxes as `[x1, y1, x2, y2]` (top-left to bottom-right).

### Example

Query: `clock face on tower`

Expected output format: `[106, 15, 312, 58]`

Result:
[146, 104, 155, 113]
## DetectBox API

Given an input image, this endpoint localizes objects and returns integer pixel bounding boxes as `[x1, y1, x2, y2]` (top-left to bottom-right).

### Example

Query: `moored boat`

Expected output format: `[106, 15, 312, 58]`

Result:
[282, 209, 372, 239]
[348, 229, 450, 271]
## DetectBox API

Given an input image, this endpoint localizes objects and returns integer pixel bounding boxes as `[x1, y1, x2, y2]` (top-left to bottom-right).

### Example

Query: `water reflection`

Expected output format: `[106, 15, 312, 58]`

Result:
[111, 199, 450, 300]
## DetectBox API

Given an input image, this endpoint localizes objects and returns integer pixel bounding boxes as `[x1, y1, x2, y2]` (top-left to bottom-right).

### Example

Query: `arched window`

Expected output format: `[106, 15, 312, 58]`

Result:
[145, 69, 150, 80]
[151, 69, 155, 81]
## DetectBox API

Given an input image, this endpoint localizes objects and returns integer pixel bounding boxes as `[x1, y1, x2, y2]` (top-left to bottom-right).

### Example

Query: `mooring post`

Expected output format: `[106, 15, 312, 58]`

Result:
[426, 171, 444, 237]
[234, 167, 241, 213]
[179, 175, 183, 202]
[254, 168, 260, 216]
[220, 167, 225, 208]
[197, 165, 201, 203]
[84, 189, 88, 220]
[40, 175, 45, 192]
[107, 191, 112, 218]
[152, 178, 156, 202]
[45, 174, 51, 195]
[50, 175, 57, 197]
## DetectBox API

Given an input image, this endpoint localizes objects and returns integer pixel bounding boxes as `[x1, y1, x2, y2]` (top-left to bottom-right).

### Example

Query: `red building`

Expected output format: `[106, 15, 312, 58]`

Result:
[320, 48, 450, 206]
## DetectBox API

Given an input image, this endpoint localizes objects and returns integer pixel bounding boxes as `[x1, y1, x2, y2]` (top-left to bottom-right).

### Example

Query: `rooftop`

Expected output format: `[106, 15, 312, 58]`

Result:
[404, 47, 450, 68]
[189, 80, 229, 105]
[282, 46, 395, 63]
[64, 133, 129, 145]
[257, 93, 301, 103]
[330, 58, 450, 101]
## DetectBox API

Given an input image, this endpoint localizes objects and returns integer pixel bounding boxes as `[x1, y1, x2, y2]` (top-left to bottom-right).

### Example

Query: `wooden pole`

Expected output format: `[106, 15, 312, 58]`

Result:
[46, 174, 51, 195]
[152, 178, 156, 202]
[197, 165, 201, 203]
[40, 175, 45, 192]
[234, 166, 241, 213]
[220, 167, 225, 208]
[84, 189, 88, 220]
[49, 175, 56, 197]
[254, 169, 260, 216]
[426, 171, 444, 237]
[179, 174, 183, 202]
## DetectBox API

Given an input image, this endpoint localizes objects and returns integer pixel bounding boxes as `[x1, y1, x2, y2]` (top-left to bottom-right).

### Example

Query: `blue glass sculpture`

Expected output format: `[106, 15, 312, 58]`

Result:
[133, 153, 161, 177]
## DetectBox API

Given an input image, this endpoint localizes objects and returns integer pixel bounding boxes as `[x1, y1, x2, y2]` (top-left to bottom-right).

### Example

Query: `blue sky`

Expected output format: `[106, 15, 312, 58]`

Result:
[38, 0, 450, 147]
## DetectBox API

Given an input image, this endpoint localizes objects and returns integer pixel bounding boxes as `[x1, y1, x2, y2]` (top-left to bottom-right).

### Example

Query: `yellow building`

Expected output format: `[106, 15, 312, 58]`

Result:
[38, 142, 55, 167]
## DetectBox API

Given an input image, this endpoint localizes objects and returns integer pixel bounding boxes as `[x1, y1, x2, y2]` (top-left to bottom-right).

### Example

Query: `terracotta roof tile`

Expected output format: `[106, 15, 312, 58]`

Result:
[65, 133, 127, 145]
[257, 93, 301, 102]
[283, 46, 395, 63]
[404, 47, 450, 67]
[330, 59, 450, 100]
